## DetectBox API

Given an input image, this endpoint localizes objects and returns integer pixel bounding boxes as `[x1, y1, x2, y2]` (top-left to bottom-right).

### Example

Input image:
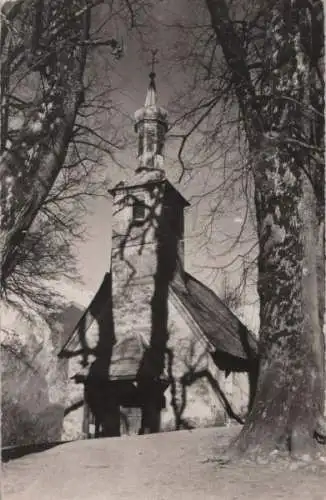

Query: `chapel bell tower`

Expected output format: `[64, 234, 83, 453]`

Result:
[108, 56, 189, 413]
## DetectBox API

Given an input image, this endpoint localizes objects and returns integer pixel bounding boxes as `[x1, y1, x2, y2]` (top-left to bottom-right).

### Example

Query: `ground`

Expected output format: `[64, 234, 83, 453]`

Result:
[2, 426, 326, 500]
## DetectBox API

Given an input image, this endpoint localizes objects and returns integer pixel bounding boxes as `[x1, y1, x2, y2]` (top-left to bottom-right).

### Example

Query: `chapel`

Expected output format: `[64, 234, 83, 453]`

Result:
[59, 67, 258, 440]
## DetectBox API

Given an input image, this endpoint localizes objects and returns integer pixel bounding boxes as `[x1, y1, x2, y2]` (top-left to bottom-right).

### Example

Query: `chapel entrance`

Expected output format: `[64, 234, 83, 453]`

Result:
[84, 405, 142, 438]
[83, 378, 168, 438]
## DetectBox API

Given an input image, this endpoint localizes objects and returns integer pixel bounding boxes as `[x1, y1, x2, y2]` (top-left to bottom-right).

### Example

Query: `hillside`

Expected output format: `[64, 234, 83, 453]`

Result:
[3, 426, 326, 500]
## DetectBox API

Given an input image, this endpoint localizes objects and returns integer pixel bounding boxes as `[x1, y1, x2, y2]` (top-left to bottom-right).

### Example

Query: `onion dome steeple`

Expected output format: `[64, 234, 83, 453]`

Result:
[134, 50, 168, 172]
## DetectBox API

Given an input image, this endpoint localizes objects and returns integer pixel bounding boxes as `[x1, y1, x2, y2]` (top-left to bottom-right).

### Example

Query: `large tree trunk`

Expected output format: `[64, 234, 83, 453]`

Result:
[233, 1, 325, 460]
[231, 143, 324, 460]
[205, 0, 325, 460]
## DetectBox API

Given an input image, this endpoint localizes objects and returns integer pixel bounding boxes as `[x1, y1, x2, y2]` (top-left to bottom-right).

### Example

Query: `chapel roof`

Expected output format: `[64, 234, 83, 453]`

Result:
[170, 271, 258, 362]
[59, 271, 258, 378]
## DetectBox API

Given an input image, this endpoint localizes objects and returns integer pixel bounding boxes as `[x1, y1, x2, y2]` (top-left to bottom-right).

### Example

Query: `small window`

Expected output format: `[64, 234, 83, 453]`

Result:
[133, 197, 146, 221]
[147, 130, 155, 152]
[157, 124, 165, 155]
[138, 132, 144, 156]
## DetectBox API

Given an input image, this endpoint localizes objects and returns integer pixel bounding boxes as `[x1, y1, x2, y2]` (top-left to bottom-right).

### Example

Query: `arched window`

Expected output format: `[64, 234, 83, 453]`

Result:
[133, 196, 146, 221]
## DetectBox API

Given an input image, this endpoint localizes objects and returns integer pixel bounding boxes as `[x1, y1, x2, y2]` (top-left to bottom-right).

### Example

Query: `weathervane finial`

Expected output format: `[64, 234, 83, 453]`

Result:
[150, 48, 158, 80]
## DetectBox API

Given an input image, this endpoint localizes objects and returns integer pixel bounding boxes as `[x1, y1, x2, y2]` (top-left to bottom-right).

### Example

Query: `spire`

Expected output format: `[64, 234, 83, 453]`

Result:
[144, 71, 157, 107]
[134, 49, 168, 173]
[144, 50, 158, 107]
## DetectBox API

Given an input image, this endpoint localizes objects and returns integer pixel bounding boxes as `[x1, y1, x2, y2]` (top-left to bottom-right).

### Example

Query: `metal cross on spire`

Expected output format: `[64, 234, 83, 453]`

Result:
[150, 48, 158, 78]
[145, 49, 158, 107]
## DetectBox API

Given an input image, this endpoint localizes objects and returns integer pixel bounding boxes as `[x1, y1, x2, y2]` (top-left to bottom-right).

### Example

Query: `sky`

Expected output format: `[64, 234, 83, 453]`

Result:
[53, 0, 260, 332]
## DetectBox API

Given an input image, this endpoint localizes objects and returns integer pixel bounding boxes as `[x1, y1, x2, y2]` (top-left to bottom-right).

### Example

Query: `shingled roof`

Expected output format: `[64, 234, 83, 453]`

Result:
[170, 272, 258, 362]
[59, 271, 258, 379]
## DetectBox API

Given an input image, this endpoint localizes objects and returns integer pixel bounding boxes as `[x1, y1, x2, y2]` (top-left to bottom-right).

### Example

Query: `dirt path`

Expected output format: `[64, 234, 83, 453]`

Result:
[2, 426, 326, 499]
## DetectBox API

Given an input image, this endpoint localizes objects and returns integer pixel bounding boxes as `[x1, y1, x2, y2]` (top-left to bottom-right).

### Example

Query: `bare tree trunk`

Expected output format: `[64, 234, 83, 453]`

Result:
[0, 0, 89, 287]
[231, 144, 324, 460]
[301, 176, 325, 412]
[205, 0, 325, 459]
[0, 91, 82, 281]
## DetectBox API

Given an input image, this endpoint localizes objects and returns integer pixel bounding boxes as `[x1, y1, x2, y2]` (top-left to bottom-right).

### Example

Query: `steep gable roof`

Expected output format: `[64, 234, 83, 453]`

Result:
[59, 273, 112, 355]
[59, 270, 258, 380]
[170, 272, 258, 362]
